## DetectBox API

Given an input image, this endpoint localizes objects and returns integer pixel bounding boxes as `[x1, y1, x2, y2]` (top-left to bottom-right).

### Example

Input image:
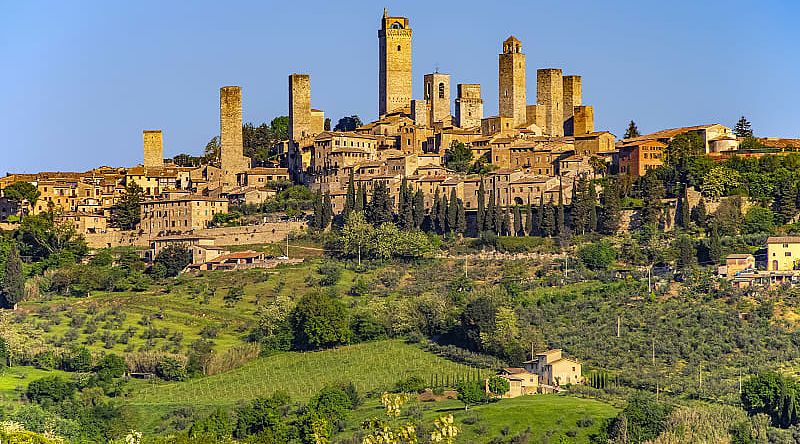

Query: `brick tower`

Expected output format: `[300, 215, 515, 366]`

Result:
[378, 9, 412, 117]
[220, 86, 248, 186]
[142, 130, 163, 168]
[537, 69, 564, 136]
[499, 36, 526, 128]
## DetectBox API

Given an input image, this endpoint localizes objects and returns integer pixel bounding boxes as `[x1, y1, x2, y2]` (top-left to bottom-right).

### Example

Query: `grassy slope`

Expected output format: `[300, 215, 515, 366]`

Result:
[0, 366, 70, 405]
[342, 394, 618, 443]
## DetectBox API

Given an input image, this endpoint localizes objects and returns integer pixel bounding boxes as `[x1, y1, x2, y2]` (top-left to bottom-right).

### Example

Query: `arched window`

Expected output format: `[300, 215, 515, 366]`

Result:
[390, 22, 403, 29]
[438, 83, 445, 99]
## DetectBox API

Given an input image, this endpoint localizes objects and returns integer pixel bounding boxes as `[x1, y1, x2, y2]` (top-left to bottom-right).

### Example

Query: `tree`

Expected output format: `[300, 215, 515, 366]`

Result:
[541, 197, 556, 237]
[431, 189, 442, 234]
[323, 118, 331, 131]
[601, 179, 622, 234]
[640, 173, 665, 229]
[203, 136, 221, 165]
[445, 142, 473, 173]
[456, 199, 466, 235]
[340, 211, 372, 263]
[447, 190, 458, 235]
[439, 194, 449, 235]
[674, 235, 696, 269]
[571, 176, 590, 234]
[743, 206, 775, 235]
[477, 180, 486, 233]
[526, 204, 535, 237]
[322, 193, 333, 229]
[678, 184, 691, 229]
[556, 181, 565, 236]
[153, 243, 191, 277]
[367, 182, 393, 226]
[343, 172, 356, 218]
[355, 183, 366, 213]
[16, 212, 87, 263]
[692, 198, 708, 229]
[502, 207, 511, 237]
[734, 116, 753, 138]
[333, 115, 362, 132]
[666, 132, 704, 170]
[485, 190, 496, 234]
[487, 376, 510, 397]
[587, 181, 598, 232]
[738, 136, 764, 151]
[701, 166, 741, 200]
[109, 183, 145, 230]
[513, 205, 523, 236]
[290, 290, 352, 350]
[578, 241, 617, 269]
[1, 243, 24, 309]
[399, 179, 414, 230]
[706, 223, 722, 264]
[621, 392, 673, 443]
[774, 179, 798, 224]
[412, 189, 425, 229]
[624, 120, 641, 139]
[455, 380, 485, 410]
[3, 181, 40, 216]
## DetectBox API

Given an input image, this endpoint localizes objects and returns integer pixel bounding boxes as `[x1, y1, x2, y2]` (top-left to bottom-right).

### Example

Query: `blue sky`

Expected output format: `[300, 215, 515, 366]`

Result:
[1, 0, 798, 173]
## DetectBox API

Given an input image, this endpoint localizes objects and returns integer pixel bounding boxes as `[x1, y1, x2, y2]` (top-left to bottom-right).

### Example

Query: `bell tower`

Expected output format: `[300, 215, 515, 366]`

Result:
[378, 9, 412, 117]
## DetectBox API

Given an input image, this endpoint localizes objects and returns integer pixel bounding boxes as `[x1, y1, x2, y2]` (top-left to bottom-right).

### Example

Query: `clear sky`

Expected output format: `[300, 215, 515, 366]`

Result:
[1, 0, 798, 173]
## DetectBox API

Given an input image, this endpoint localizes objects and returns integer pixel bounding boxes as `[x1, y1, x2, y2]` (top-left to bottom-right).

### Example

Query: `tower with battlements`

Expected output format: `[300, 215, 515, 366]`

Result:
[499, 36, 526, 128]
[455, 84, 483, 128]
[378, 9, 412, 117]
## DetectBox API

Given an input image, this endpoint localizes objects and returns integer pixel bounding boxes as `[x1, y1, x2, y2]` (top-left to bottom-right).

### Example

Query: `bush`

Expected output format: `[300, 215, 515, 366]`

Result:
[309, 386, 353, 422]
[394, 375, 426, 393]
[578, 241, 617, 269]
[26, 376, 76, 405]
[156, 357, 188, 381]
[290, 290, 352, 350]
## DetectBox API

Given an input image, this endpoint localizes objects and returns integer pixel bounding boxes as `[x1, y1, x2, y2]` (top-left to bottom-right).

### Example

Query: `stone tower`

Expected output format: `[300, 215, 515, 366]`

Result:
[562, 75, 582, 135]
[220, 86, 248, 186]
[378, 9, 412, 117]
[411, 99, 428, 126]
[424, 73, 450, 125]
[537, 69, 564, 137]
[142, 130, 163, 168]
[573, 106, 594, 136]
[498, 36, 526, 128]
[455, 84, 483, 128]
[289, 74, 312, 142]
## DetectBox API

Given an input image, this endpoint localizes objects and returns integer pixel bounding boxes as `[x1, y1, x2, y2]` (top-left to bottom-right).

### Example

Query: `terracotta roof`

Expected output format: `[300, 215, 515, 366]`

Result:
[624, 124, 724, 143]
[501, 367, 527, 374]
[757, 138, 800, 149]
[618, 139, 668, 148]
[726, 254, 754, 259]
[209, 250, 264, 262]
[767, 237, 800, 244]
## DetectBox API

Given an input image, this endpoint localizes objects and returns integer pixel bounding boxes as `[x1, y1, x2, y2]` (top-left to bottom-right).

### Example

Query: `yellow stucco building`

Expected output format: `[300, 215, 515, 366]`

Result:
[767, 237, 800, 271]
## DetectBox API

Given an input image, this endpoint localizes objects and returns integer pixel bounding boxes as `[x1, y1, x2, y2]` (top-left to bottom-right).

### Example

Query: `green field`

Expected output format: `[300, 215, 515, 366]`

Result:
[126, 340, 481, 407]
[0, 366, 69, 404]
[343, 394, 618, 443]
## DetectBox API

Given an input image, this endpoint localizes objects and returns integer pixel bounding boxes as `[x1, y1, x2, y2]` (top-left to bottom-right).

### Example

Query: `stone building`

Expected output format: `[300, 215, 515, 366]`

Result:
[378, 9, 412, 117]
[289, 74, 324, 142]
[537, 69, 564, 137]
[498, 36, 526, 128]
[572, 106, 594, 136]
[616, 139, 665, 177]
[455, 84, 483, 129]
[562, 76, 582, 136]
[219, 86, 250, 187]
[423, 72, 451, 125]
[139, 195, 228, 235]
[143, 130, 164, 168]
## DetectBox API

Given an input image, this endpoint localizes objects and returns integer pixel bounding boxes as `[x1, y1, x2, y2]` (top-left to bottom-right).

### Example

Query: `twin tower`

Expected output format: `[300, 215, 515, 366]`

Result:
[378, 11, 593, 136]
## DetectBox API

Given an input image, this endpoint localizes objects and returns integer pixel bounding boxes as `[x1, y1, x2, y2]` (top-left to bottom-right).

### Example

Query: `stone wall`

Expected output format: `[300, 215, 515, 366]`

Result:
[562, 76, 581, 136]
[84, 221, 308, 249]
[143, 130, 163, 168]
[537, 69, 564, 137]
[573, 106, 594, 136]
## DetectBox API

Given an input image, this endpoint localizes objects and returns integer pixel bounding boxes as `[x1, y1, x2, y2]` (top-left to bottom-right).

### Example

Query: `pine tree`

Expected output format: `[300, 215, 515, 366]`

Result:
[412, 189, 425, 229]
[734, 116, 753, 138]
[456, 199, 467, 235]
[624, 120, 641, 139]
[477, 180, 486, 233]
[513, 205, 523, 236]
[600, 179, 621, 235]
[447, 189, 459, 234]
[344, 172, 356, 217]
[1, 243, 24, 309]
[527, 204, 536, 237]
[485, 190, 496, 233]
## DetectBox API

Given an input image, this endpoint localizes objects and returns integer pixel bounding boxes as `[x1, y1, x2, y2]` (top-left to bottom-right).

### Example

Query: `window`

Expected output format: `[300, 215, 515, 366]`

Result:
[397, 45, 401, 51]
[438, 82, 445, 99]
[787, 252, 792, 257]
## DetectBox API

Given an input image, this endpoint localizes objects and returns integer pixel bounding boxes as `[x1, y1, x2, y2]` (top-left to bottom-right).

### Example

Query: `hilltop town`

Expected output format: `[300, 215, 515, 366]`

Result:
[3, 8, 800, 444]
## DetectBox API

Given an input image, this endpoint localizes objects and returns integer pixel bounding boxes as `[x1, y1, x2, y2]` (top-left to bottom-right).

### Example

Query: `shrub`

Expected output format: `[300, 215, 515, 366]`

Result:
[309, 386, 353, 422]
[394, 375, 426, 393]
[157, 356, 188, 381]
[26, 376, 76, 405]
[578, 241, 617, 269]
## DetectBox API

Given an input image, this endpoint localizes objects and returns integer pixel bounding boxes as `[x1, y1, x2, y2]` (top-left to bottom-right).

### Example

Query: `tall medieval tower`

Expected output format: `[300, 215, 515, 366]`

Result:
[220, 86, 249, 187]
[562, 75, 582, 136]
[455, 84, 484, 128]
[423, 72, 450, 125]
[142, 130, 163, 168]
[378, 9, 412, 117]
[537, 69, 564, 137]
[498, 36, 526, 128]
[289, 74, 312, 142]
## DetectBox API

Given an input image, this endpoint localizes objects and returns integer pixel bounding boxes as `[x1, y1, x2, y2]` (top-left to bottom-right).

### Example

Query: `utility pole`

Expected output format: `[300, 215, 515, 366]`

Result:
[648, 264, 652, 292]
[616, 316, 621, 338]
[285, 232, 289, 258]
[699, 363, 703, 392]
[652, 338, 655, 365]
[464, 258, 468, 278]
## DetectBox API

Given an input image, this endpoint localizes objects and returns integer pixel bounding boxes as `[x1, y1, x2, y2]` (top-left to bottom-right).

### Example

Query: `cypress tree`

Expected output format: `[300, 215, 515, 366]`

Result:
[412, 189, 425, 229]
[708, 223, 722, 264]
[344, 172, 356, 217]
[679, 184, 691, 229]
[456, 199, 467, 235]
[513, 205, 523, 236]
[447, 189, 459, 234]
[494, 197, 503, 236]
[776, 179, 798, 224]
[312, 189, 324, 230]
[439, 194, 449, 234]
[527, 204, 536, 237]
[601, 179, 621, 235]
[400, 179, 414, 230]
[572, 177, 589, 234]
[355, 183, 366, 212]
[1, 243, 24, 309]
[587, 181, 598, 232]
[477, 179, 486, 233]
[431, 189, 441, 234]
[556, 180, 565, 236]
[692, 197, 707, 229]
[502, 206, 512, 237]
[542, 197, 556, 237]
[485, 190, 496, 233]
[538, 193, 545, 236]
[368, 181, 393, 226]
[322, 193, 333, 229]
